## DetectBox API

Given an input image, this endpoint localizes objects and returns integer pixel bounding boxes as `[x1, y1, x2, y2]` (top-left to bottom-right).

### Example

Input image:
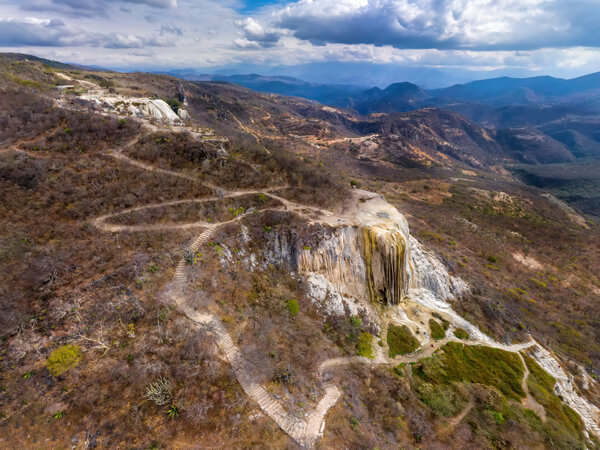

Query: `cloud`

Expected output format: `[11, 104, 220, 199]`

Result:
[249, 0, 600, 51]
[0, 17, 174, 48]
[103, 33, 147, 49]
[18, 0, 177, 18]
[234, 17, 282, 48]
[160, 25, 184, 36]
[0, 17, 87, 46]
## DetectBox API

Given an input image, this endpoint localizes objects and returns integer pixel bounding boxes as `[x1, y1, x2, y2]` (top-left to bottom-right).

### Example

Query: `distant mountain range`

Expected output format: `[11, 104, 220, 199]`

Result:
[160, 70, 600, 127]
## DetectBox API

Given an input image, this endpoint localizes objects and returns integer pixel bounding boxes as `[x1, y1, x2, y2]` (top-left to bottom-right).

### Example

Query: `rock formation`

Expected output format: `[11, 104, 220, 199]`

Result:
[297, 192, 464, 305]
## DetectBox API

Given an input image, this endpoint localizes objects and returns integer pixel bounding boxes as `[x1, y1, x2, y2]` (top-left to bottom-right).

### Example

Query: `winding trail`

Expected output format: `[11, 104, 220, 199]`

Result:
[169, 226, 341, 447]
[91, 132, 343, 447]
[107, 137, 220, 190]
[517, 352, 547, 421]
[86, 116, 600, 444]
[318, 335, 536, 372]
[0, 125, 65, 159]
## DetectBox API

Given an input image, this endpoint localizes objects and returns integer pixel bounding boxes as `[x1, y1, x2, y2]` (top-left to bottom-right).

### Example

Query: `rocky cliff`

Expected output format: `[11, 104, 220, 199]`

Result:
[265, 191, 467, 322]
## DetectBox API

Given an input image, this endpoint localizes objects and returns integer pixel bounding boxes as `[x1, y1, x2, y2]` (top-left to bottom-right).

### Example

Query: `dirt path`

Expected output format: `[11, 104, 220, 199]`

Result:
[517, 352, 547, 421]
[86, 114, 600, 444]
[108, 139, 222, 191]
[0, 125, 65, 158]
[169, 226, 340, 447]
[0, 147, 52, 159]
[87, 129, 549, 447]
[232, 114, 260, 144]
[318, 335, 536, 372]
[89, 132, 343, 446]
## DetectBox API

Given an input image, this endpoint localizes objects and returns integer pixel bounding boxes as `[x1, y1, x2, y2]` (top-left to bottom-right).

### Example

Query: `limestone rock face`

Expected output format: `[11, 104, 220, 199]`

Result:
[139, 99, 181, 124]
[409, 236, 467, 301]
[360, 225, 411, 305]
[178, 109, 191, 120]
[267, 191, 467, 315]
[79, 93, 183, 125]
[298, 227, 367, 302]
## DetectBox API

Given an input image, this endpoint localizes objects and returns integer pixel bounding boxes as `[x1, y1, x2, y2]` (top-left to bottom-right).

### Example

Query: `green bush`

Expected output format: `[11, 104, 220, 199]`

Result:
[416, 382, 466, 417]
[429, 319, 446, 340]
[453, 328, 470, 340]
[46, 344, 81, 377]
[165, 97, 182, 112]
[387, 324, 420, 357]
[229, 206, 245, 217]
[167, 404, 180, 419]
[357, 332, 375, 359]
[287, 299, 299, 316]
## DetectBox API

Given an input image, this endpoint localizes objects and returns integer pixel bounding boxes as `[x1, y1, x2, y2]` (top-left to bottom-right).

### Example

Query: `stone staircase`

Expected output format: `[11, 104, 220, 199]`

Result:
[172, 227, 341, 447]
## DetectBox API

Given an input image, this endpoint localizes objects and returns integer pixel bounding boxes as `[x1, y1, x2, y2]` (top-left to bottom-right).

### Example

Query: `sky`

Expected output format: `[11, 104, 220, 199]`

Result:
[1, 0, 600, 87]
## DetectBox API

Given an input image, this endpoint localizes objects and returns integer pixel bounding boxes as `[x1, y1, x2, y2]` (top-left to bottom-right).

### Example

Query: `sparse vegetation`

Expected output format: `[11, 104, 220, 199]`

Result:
[357, 332, 375, 358]
[144, 377, 172, 406]
[1, 54, 599, 449]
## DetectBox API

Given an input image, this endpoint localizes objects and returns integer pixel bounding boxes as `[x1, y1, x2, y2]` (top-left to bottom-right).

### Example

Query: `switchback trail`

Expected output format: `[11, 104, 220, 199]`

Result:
[88, 117, 599, 445]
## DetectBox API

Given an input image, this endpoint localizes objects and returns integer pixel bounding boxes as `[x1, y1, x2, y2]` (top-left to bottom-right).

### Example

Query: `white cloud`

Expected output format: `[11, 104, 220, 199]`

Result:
[1, 0, 600, 83]
[255, 0, 600, 51]
[234, 17, 282, 47]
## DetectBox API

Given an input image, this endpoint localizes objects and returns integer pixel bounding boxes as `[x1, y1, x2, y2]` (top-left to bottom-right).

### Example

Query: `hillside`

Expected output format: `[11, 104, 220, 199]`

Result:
[1, 55, 600, 449]
[178, 71, 600, 218]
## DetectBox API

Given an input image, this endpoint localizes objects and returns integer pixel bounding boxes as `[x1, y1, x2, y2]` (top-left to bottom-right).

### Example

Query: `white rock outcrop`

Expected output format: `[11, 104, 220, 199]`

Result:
[530, 345, 600, 439]
[178, 108, 191, 120]
[139, 99, 181, 124]
[80, 93, 183, 125]
[263, 191, 469, 326]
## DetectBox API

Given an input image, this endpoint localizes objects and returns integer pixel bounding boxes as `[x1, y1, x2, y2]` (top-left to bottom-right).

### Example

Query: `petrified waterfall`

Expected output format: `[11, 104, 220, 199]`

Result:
[295, 192, 465, 309]
[360, 225, 411, 305]
[297, 224, 413, 306]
